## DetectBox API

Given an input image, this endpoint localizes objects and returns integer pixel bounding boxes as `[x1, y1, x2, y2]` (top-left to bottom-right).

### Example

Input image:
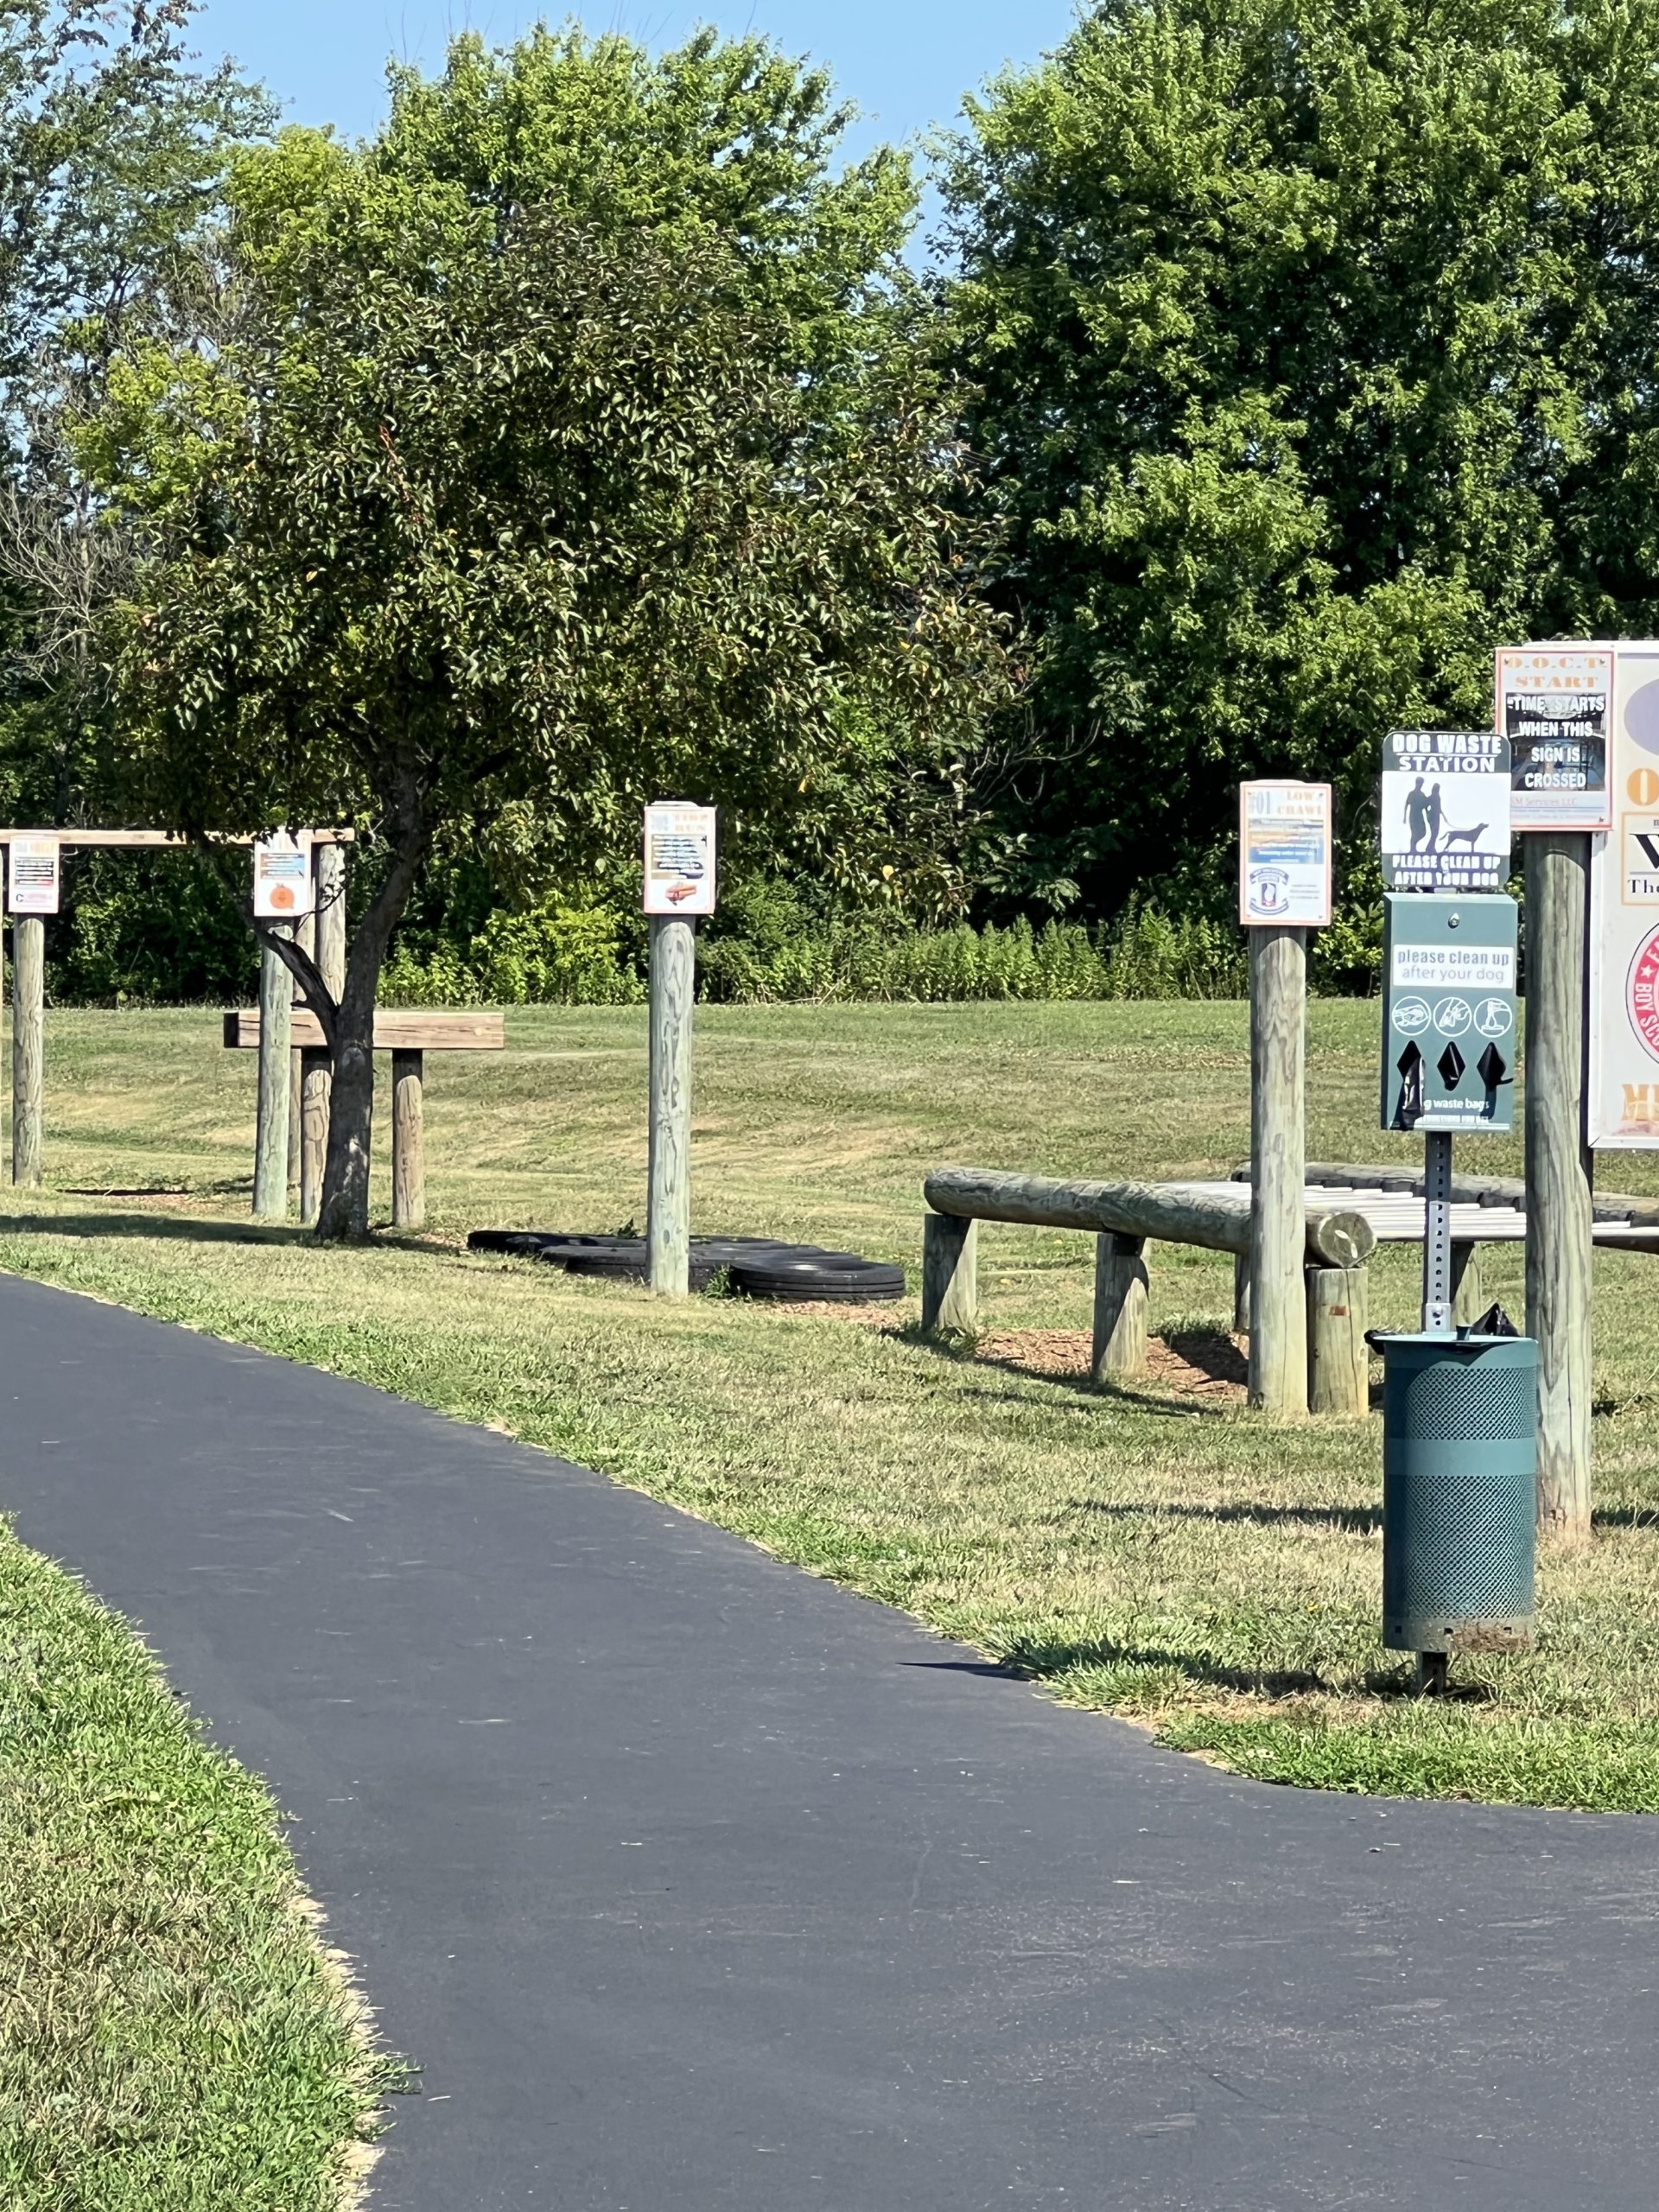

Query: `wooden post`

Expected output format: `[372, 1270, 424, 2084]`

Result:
[1092, 1232, 1149, 1383]
[391, 1049, 425, 1229]
[288, 904, 315, 1191]
[647, 914, 696, 1297]
[1450, 1241, 1484, 1329]
[1232, 1250, 1252, 1336]
[10, 915, 43, 1188]
[301, 842, 346, 1227]
[1248, 926, 1308, 1415]
[1523, 833, 1593, 1542]
[921, 1211, 977, 1332]
[252, 920, 293, 1220]
[1306, 1264, 1369, 1416]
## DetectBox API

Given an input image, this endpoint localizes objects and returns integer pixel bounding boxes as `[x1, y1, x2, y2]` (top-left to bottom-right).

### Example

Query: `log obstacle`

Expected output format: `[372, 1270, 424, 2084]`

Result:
[226, 1009, 503, 1228]
[920, 1168, 1376, 1407]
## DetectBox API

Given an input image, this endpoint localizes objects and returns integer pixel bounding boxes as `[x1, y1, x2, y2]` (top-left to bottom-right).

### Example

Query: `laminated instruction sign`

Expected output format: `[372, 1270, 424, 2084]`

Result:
[1587, 643, 1659, 1145]
[1380, 729, 1511, 893]
[1381, 893, 1517, 1135]
[4, 836, 60, 915]
[1237, 781, 1332, 926]
[643, 803, 717, 917]
[251, 831, 313, 918]
[1497, 645, 1613, 831]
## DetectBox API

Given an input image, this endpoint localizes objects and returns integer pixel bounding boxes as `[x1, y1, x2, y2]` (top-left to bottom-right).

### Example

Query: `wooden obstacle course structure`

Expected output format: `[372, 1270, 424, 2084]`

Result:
[224, 1008, 504, 1228]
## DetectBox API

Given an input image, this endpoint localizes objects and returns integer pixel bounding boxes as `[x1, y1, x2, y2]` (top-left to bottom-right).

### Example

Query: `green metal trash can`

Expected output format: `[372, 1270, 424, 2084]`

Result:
[1378, 1332, 1538, 1656]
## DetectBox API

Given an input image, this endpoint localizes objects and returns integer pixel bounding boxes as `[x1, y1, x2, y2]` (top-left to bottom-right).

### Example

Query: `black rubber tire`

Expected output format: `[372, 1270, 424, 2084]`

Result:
[467, 1230, 564, 1258]
[729, 1260, 905, 1303]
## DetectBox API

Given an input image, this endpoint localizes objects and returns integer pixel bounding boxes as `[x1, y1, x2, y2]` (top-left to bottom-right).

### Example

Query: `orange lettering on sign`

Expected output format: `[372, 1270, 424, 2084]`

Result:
[1630, 769, 1659, 807]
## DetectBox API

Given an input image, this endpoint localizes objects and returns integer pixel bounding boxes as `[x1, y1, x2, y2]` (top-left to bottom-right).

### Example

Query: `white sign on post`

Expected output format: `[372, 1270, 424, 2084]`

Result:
[252, 831, 313, 919]
[1237, 781, 1332, 925]
[1380, 729, 1512, 892]
[1497, 645, 1614, 831]
[643, 803, 717, 917]
[5, 836, 60, 915]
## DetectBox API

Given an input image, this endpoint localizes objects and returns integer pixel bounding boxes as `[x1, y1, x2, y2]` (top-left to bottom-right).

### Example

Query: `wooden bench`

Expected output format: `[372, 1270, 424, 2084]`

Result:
[922, 1161, 1659, 1421]
[224, 1009, 505, 1227]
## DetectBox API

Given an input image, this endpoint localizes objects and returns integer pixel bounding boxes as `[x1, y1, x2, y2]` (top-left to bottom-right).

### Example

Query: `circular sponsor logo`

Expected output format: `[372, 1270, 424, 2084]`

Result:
[1434, 996, 1473, 1035]
[1393, 995, 1431, 1036]
[1473, 997, 1514, 1039]
[1248, 866, 1290, 916]
[1629, 928, 1659, 1062]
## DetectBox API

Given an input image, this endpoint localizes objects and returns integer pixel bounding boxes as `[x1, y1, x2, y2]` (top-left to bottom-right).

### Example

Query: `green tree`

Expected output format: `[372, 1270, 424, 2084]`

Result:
[941, 0, 1659, 938]
[91, 32, 1007, 1237]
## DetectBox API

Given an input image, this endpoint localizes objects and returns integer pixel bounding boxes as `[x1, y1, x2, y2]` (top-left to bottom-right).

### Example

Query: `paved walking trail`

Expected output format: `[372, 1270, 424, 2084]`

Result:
[1, 1273, 1656, 2209]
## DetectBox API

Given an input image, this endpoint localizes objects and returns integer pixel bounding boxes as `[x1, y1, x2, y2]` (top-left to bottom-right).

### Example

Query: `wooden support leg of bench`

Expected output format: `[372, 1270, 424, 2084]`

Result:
[1092, 1232, 1148, 1384]
[391, 1048, 425, 1230]
[1233, 1249, 1252, 1336]
[1450, 1240, 1482, 1329]
[1306, 1264, 1370, 1416]
[921, 1211, 977, 1333]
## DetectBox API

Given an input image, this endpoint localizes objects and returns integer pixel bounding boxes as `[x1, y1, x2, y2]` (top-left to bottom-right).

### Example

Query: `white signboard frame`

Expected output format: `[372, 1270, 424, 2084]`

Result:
[1586, 645, 1659, 1146]
[1237, 781, 1332, 926]
[1497, 644, 1614, 832]
[643, 803, 717, 918]
[5, 835, 60, 915]
[251, 830, 314, 919]
[1380, 729, 1511, 893]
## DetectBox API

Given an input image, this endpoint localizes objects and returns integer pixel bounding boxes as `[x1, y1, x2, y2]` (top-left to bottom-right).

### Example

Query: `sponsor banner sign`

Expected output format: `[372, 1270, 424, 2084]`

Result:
[5, 836, 60, 915]
[1380, 729, 1511, 892]
[1588, 645, 1659, 1145]
[643, 803, 717, 917]
[252, 831, 314, 919]
[1381, 893, 1518, 1135]
[1237, 780, 1332, 926]
[1497, 645, 1613, 831]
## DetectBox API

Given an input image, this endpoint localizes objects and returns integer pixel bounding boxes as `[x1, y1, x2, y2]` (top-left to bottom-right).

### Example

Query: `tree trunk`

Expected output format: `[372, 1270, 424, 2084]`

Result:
[315, 824, 428, 1243]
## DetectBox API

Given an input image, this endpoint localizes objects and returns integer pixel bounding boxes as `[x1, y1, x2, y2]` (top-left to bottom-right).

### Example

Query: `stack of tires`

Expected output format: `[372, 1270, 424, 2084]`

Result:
[467, 1230, 904, 1302]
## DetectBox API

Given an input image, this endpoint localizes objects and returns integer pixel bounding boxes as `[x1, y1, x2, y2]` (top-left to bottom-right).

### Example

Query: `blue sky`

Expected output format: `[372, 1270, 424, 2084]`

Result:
[191, 3, 1079, 158]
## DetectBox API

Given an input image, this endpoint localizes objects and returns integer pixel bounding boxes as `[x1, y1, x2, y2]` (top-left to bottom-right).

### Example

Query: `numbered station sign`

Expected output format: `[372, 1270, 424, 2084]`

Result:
[643, 803, 717, 917]
[1380, 730, 1512, 893]
[1237, 781, 1332, 926]
[1381, 893, 1518, 1135]
[4, 836, 60, 916]
[252, 831, 314, 918]
[1497, 644, 1613, 832]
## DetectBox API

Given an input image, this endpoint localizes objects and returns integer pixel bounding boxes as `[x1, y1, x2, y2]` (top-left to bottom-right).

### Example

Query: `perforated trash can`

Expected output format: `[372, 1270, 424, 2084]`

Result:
[1378, 1333, 1538, 1655]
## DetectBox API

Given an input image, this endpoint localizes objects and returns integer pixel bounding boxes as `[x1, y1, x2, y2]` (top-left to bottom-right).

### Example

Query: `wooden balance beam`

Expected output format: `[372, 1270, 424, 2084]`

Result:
[224, 1009, 504, 1227]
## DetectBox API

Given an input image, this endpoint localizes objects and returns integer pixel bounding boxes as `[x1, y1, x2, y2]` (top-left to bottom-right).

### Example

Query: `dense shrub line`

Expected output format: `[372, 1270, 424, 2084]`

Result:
[377, 898, 1249, 1007]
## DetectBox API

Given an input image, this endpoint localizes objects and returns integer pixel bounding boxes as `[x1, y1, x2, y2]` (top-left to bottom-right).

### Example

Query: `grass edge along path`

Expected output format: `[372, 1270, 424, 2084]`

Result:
[0, 1514, 395, 2209]
[1, 1217, 1656, 1818]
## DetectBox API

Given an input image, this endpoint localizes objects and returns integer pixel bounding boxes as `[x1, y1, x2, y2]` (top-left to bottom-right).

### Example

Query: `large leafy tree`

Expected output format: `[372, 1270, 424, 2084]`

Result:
[90, 32, 1008, 1238]
[942, 0, 1659, 944]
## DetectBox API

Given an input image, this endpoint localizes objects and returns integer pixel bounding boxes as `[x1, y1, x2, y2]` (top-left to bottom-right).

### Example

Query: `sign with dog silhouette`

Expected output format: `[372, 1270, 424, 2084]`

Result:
[1380, 730, 1511, 893]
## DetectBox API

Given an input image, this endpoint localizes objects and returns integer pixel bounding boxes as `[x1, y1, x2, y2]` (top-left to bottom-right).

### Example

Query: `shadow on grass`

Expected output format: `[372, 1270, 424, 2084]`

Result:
[0, 1210, 312, 1248]
[1076, 1497, 1384, 1534]
[899, 1323, 1243, 1421]
[1001, 1633, 1329, 1699]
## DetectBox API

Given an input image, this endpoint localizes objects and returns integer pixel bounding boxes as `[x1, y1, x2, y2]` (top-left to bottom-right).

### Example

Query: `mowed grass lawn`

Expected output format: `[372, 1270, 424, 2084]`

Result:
[4, 998, 1659, 1817]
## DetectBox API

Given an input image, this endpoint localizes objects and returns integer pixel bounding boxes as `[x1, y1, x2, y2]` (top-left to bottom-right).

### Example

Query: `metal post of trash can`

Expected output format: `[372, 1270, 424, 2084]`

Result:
[1421, 1130, 1453, 1334]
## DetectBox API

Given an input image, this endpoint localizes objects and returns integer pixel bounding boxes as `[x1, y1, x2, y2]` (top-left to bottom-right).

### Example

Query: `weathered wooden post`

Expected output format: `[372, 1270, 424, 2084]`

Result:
[1239, 782, 1331, 1417]
[288, 904, 315, 1192]
[252, 918, 294, 1219]
[1248, 926, 1308, 1412]
[10, 915, 43, 1189]
[391, 1050, 425, 1229]
[301, 840, 346, 1227]
[1524, 831, 1593, 1541]
[1306, 1264, 1369, 1415]
[1092, 1231, 1149, 1383]
[643, 802, 717, 1300]
[647, 916, 696, 1297]
[921, 1211, 977, 1332]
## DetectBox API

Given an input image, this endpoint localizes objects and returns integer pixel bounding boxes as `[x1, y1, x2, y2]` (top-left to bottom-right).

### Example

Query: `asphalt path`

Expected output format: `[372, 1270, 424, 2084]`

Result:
[1, 1270, 1655, 2209]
